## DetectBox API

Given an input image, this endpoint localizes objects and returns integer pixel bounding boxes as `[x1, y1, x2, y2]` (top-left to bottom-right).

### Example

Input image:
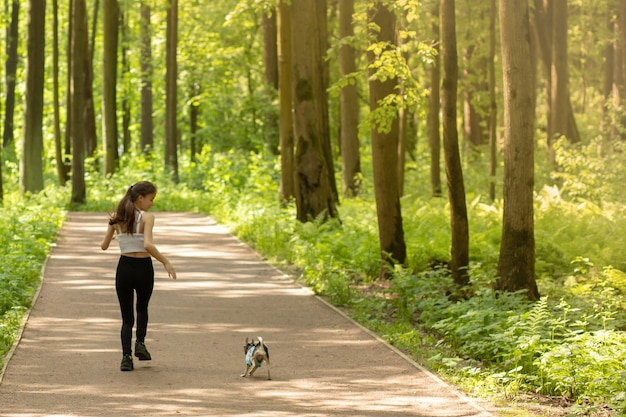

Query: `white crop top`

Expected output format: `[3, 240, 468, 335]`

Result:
[116, 211, 146, 254]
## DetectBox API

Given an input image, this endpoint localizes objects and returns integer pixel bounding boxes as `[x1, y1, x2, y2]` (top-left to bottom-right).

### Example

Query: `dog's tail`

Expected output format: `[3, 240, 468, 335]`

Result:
[257, 336, 263, 345]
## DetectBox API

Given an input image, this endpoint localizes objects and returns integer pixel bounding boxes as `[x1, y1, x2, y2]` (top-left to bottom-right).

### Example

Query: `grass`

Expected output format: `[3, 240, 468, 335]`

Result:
[2, 140, 625, 416]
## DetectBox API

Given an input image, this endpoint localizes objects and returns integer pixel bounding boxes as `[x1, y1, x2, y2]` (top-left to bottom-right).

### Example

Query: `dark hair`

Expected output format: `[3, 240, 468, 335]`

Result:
[108, 181, 157, 234]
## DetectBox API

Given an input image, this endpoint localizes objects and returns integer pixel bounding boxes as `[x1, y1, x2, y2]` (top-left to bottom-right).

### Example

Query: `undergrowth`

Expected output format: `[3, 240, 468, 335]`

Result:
[2, 140, 626, 417]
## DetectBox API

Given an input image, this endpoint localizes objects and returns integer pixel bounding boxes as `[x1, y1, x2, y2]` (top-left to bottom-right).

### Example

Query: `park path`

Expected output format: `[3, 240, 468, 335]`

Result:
[0, 212, 497, 417]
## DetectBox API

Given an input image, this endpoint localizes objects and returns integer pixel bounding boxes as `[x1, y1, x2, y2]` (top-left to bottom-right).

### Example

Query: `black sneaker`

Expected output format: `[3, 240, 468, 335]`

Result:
[120, 354, 134, 371]
[134, 341, 152, 361]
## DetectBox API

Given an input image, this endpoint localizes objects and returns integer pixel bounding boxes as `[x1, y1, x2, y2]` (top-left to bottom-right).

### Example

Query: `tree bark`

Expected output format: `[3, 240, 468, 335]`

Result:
[83, 2, 97, 160]
[52, 0, 66, 186]
[488, 0, 497, 201]
[140, 1, 154, 153]
[165, 0, 179, 182]
[263, 8, 279, 155]
[428, 3, 442, 198]
[548, 0, 571, 157]
[102, 0, 119, 175]
[71, 0, 87, 205]
[290, 0, 338, 222]
[20, 0, 46, 193]
[496, 0, 540, 301]
[3, 0, 19, 149]
[121, 11, 131, 154]
[278, 0, 295, 202]
[368, 2, 406, 276]
[440, 0, 469, 286]
[339, 0, 361, 198]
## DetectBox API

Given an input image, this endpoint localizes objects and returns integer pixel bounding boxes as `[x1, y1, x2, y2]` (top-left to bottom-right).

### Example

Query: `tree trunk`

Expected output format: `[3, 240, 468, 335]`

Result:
[70, 0, 87, 205]
[165, 0, 179, 182]
[548, 0, 571, 155]
[316, 0, 339, 204]
[428, 3, 442, 198]
[52, 0, 66, 186]
[64, 0, 74, 179]
[189, 82, 200, 161]
[339, 0, 360, 198]
[277, 0, 295, 202]
[368, 2, 406, 276]
[488, 0, 497, 201]
[441, 0, 469, 286]
[533, 0, 580, 158]
[496, 0, 540, 301]
[102, 0, 119, 175]
[140, 1, 154, 153]
[121, 11, 131, 153]
[290, 0, 338, 222]
[20, 0, 46, 194]
[263, 8, 279, 155]
[83, 3, 97, 160]
[3, 0, 19, 149]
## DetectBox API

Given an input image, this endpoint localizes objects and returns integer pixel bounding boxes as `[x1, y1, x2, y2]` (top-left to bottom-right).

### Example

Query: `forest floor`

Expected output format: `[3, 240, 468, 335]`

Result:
[0, 212, 589, 417]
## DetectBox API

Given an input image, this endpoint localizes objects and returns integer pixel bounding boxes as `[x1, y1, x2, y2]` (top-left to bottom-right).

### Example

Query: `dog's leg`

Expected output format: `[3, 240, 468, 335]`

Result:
[241, 365, 251, 377]
[266, 359, 271, 380]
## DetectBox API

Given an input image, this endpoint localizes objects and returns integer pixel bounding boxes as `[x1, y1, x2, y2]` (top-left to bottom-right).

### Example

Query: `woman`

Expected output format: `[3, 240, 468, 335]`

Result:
[101, 181, 177, 371]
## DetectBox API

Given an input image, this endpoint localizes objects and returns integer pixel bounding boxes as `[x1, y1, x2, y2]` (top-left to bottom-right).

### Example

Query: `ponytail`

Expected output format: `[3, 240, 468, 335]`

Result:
[108, 181, 157, 234]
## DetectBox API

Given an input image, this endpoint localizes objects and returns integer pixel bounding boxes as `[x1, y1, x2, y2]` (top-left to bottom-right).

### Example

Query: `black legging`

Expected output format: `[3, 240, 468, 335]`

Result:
[116, 256, 154, 356]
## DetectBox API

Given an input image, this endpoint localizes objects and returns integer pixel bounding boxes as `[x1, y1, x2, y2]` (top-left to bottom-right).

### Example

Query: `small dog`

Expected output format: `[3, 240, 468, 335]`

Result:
[241, 336, 271, 380]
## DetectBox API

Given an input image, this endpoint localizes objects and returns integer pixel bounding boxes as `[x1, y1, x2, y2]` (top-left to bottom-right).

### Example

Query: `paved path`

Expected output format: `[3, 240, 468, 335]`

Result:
[0, 212, 497, 417]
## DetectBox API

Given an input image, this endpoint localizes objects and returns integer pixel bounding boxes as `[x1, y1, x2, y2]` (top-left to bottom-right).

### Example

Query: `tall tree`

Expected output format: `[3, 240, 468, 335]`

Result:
[278, 0, 295, 202]
[165, 0, 179, 181]
[339, 0, 360, 198]
[368, 2, 406, 276]
[120, 10, 131, 153]
[263, 6, 279, 154]
[102, 0, 119, 175]
[548, 0, 577, 160]
[532, 0, 580, 161]
[83, 0, 97, 159]
[496, 0, 540, 301]
[20, 0, 46, 193]
[52, 0, 66, 185]
[441, 0, 469, 286]
[488, 0, 497, 201]
[70, 0, 87, 205]
[3, 0, 19, 149]
[290, 0, 338, 222]
[427, 3, 442, 198]
[140, 0, 154, 153]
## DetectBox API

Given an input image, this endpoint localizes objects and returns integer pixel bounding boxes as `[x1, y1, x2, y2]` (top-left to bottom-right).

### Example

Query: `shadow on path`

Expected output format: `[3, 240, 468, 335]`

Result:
[0, 212, 496, 417]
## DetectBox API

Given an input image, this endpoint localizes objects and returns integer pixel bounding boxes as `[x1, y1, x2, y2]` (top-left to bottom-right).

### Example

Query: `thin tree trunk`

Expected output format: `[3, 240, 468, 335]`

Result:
[428, 3, 442, 198]
[3, 0, 19, 148]
[339, 0, 360, 198]
[189, 82, 200, 161]
[102, 0, 119, 175]
[140, 1, 154, 152]
[71, 0, 87, 205]
[52, 0, 66, 185]
[263, 8, 279, 155]
[441, 0, 469, 286]
[488, 0, 497, 201]
[165, 0, 179, 182]
[121, 11, 131, 153]
[278, 0, 295, 202]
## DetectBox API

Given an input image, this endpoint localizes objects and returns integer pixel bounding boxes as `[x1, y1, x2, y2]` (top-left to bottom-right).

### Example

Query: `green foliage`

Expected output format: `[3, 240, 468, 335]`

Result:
[0, 188, 66, 366]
